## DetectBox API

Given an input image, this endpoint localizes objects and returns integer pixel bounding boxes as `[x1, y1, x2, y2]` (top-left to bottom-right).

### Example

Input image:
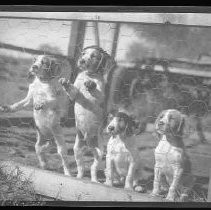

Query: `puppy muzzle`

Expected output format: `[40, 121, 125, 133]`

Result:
[107, 125, 117, 136]
[27, 71, 36, 79]
[77, 58, 89, 69]
[155, 120, 166, 134]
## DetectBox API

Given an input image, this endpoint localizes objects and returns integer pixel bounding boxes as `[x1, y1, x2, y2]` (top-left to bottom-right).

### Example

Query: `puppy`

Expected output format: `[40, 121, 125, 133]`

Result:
[104, 110, 145, 192]
[0, 55, 72, 176]
[151, 109, 195, 201]
[59, 46, 115, 182]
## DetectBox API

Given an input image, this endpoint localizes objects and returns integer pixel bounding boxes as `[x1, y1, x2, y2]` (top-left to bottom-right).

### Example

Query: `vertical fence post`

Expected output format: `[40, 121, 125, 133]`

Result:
[111, 23, 120, 58]
[93, 21, 100, 47]
[67, 20, 86, 120]
[208, 168, 211, 201]
[67, 20, 86, 83]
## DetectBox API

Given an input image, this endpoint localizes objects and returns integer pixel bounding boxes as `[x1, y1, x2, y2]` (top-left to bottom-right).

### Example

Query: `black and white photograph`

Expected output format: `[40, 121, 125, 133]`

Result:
[0, 8, 211, 206]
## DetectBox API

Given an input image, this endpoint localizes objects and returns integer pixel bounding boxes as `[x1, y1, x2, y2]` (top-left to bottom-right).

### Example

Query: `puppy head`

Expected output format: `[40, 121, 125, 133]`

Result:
[77, 46, 115, 74]
[155, 109, 186, 137]
[28, 55, 61, 81]
[106, 111, 137, 137]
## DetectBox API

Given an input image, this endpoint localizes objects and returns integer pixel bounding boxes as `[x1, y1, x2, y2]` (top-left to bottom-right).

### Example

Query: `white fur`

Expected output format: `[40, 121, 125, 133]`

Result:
[60, 70, 105, 182]
[60, 47, 115, 182]
[104, 114, 144, 192]
[1, 55, 71, 176]
[151, 109, 195, 201]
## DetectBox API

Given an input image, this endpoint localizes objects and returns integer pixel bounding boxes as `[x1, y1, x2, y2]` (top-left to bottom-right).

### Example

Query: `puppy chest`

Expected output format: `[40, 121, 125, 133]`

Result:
[108, 140, 133, 164]
[34, 83, 63, 104]
[155, 141, 184, 167]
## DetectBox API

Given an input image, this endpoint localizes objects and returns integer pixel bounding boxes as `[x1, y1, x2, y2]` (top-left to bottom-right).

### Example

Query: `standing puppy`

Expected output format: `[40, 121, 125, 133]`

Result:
[151, 109, 195, 201]
[60, 46, 115, 182]
[104, 110, 145, 192]
[0, 55, 72, 176]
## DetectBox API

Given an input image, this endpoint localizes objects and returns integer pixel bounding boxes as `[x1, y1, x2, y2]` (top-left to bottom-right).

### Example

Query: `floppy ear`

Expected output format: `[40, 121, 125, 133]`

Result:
[173, 114, 191, 137]
[177, 116, 185, 134]
[97, 50, 116, 76]
[178, 115, 193, 138]
[49, 59, 62, 77]
[125, 116, 137, 136]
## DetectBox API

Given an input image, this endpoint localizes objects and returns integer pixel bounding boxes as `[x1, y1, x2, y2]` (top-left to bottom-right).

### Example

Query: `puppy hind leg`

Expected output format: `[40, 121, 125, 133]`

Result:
[52, 126, 72, 176]
[35, 130, 50, 170]
[133, 168, 145, 193]
[74, 132, 86, 179]
[166, 168, 183, 201]
[89, 136, 104, 183]
[125, 162, 136, 190]
[151, 165, 162, 196]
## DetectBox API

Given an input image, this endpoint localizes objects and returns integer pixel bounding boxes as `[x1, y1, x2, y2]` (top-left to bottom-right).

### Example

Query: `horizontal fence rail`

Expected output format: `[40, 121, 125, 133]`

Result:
[1, 12, 211, 28]
[0, 42, 74, 63]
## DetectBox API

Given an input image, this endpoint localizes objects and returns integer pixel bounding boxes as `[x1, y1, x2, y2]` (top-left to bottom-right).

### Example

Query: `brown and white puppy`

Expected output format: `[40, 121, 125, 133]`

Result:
[59, 46, 115, 182]
[151, 109, 195, 201]
[104, 110, 145, 192]
[0, 55, 72, 176]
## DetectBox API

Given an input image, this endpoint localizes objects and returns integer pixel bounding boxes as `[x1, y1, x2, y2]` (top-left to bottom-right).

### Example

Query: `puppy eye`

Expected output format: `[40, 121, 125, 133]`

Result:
[159, 114, 164, 119]
[119, 118, 125, 123]
[91, 54, 97, 58]
[169, 115, 174, 120]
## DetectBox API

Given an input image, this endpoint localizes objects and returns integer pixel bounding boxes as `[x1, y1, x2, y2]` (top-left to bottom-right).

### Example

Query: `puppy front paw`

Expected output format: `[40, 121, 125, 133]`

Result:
[124, 183, 134, 191]
[165, 193, 176, 202]
[59, 77, 70, 91]
[134, 185, 146, 193]
[104, 180, 113, 187]
[0, 105, 12, 113]
[34, 103, 45, 110]
[84, 80, 96, 92]
[150, 189, 161, 197]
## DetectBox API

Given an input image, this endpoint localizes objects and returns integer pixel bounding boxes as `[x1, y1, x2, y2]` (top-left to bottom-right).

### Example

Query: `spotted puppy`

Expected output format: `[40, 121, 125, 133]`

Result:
[59, 46, 115, 182]
[151, 109, 195, 201]
[104, 110, 145, 192]
[0, 55, 72, 176]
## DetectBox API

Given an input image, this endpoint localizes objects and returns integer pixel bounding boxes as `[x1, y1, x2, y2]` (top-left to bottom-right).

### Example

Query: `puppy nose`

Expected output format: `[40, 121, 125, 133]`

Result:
[108, 126, 115, 131]
[27, 71, 35, 79]
[158, 120, 164, 126]
[32, 64, 38, 69]
[79, 59, 85, 64]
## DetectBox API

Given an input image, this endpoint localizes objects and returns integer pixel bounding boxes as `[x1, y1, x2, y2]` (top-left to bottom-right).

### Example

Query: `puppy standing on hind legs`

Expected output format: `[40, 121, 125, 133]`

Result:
[60, 46, 115, 183]
[151, 109, 195, 201]
[0, 55, 72, 176]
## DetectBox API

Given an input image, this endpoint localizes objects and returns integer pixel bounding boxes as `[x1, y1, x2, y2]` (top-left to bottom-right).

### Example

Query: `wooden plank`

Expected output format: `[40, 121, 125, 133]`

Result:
[111, 23, 120, 58]
[67, 20, 86, 119]
[117, 62, 211, 78]
[93, 21, 100, 47]
[1, 12, 211, 27]
[208, 168, 211, 202]
[68, 20, 86, 83]
[0, 42, 74, 62]
[0, 160, 163, 202]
